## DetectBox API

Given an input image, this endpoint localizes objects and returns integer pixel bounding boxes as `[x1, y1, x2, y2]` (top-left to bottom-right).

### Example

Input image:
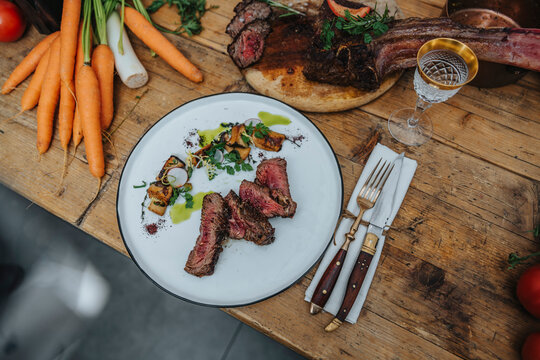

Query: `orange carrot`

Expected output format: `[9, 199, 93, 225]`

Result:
[92, 45, 114, 130]
[73, 23, 92, 148]
[72, 107, 82, 145]
[72, 106, 83, 149]
[58, 80, 76, 150]
[123, 7, 203, 83]
[76, 64, 104, 179]
[36, 36, 62, 154]
[2, 31, 59, 94]
[60, 0, 82, 85]
[20, 46, 51, 112]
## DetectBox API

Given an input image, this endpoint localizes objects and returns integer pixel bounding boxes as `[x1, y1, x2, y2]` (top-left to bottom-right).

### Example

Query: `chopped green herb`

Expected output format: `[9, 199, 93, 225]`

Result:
[224, 151, 241, 163]
[241, 133, 251, 145]
[320, 6, 394, 49]
[184, 193, 194, 208]
[363, 32, 372, 44]
[169, 187, 181, 206]
[245, 123, 254, 136]
[133, 181, 147, 189]
[321, 19, 335, 50]
[146, 0, 218, 36]
[241, 163, 253, 171]
[508, 251, 540, 269]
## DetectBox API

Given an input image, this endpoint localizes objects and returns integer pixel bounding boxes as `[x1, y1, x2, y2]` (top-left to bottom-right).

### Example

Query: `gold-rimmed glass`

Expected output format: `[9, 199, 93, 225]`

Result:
[388, 38, 479, 146]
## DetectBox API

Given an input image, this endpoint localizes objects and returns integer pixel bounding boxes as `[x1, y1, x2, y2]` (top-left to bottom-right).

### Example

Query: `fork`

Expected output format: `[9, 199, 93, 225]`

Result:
[310, 159, 393, 315]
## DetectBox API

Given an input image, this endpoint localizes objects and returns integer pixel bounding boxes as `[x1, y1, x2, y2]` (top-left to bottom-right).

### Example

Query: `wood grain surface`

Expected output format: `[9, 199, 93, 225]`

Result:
[0, 1, 539, 359]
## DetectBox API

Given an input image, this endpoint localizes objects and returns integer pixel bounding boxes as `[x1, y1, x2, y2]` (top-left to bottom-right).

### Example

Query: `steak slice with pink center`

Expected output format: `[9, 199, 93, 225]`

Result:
[255, 158, 297, 217]
[239, 180, 288, 218]
[185, 193, 229, 277]
[225, 190, 275, 246]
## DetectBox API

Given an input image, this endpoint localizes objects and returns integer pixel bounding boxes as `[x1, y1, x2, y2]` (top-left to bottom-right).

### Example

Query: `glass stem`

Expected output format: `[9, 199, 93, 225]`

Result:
[408, 97, 432, 128]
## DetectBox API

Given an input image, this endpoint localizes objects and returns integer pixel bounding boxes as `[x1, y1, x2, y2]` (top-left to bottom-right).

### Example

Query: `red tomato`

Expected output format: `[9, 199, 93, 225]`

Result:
[522, 333, 540, 360]
[0, 0, 26, 42]
[327, 0, 370, 18]
[517, 264, 540, 319]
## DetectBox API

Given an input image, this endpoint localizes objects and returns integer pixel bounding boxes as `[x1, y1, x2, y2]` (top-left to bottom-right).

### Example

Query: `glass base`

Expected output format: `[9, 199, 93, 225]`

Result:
[388, 108, 433, 146]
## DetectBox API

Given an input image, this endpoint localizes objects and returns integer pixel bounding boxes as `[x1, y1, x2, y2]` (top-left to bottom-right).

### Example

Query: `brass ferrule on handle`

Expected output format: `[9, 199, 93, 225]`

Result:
[361, 233, 379, 256]
[325, 318, 343, 332]
[342, 208, 366, 250]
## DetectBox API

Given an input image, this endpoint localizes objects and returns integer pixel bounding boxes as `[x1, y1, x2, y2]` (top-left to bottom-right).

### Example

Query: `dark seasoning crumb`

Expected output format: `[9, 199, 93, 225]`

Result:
[183, 129, 199, 151]
[144, 219, 166, 236]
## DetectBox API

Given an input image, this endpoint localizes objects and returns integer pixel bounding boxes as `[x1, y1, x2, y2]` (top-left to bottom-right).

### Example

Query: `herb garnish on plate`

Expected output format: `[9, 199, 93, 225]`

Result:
[146, 0, 218, 36]
[321, 6, 394, 50]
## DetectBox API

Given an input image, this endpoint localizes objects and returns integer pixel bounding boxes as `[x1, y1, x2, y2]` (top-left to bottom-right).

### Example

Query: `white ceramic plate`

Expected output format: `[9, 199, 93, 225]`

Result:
[117, 93, 343, 307]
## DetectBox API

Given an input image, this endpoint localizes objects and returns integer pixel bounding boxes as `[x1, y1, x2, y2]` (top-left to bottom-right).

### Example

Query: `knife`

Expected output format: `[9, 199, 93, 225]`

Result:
[325, 154, 404, 332]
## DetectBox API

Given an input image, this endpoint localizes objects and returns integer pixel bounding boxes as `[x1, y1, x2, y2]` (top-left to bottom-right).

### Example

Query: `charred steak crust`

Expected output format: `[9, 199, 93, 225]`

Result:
[303, 1, 379, 91]
[184, 193, 230, 277]
[225, 190, 275, 246]
[239, 180, 288, 218]
[304, 2, 540, 91]
[233, 0, 255, 14]
[255, 158, 297, 217]
[226, 1, 272, 38]
[227, 19, 272, 69]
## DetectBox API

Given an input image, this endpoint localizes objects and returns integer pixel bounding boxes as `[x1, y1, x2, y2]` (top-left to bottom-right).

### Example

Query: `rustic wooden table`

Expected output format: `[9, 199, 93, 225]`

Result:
[1, 0, 539, 359]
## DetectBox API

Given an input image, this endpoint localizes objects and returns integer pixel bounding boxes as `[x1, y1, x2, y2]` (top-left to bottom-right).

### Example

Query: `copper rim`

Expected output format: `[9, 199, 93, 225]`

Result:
[417, 38, 479, 90]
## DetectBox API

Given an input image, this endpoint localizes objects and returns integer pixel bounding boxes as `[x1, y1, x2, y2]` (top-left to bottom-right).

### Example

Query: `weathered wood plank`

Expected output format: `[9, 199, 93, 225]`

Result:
[359, 71, 540, 180]
[1, 2, 539, 360]
[309, 110, 538, 238]
[224, 276, 464, 360]
[451, 79, 540, 138]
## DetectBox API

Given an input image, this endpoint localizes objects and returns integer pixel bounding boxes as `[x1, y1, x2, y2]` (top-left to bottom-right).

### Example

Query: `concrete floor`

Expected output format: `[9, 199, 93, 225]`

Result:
[0, 184, 305, 360]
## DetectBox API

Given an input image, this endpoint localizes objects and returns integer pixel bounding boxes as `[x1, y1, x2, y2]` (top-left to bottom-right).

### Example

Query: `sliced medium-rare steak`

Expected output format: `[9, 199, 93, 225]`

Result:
[255, 158, 297, 217]
[226, 1, 272, 38]
[225, 190, 275, 246]
[239, 180, 288, 218]
[227, 19, 271, 69]
[185, 193, 229, 277]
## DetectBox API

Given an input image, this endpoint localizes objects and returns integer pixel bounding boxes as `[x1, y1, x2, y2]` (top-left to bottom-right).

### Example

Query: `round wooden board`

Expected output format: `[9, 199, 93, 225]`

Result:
[241, 0, 403, 113]
[243, 66, 402, 113]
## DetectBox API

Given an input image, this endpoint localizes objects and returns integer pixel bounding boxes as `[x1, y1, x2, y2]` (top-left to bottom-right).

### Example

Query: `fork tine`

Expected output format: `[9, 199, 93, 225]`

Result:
[363, 160, 387, 199]
[370, 163, 395, 202]
[358, 158, 381, 198]
[365, 161, 389, 200]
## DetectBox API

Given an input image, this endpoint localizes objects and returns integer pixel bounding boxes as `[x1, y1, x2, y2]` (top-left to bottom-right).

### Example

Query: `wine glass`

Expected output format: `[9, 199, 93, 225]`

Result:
[388, 38, 479, 146]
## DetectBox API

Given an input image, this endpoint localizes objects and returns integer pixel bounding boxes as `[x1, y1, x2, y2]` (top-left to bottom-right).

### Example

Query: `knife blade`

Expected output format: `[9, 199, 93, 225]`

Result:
[325, 154, 404, 332]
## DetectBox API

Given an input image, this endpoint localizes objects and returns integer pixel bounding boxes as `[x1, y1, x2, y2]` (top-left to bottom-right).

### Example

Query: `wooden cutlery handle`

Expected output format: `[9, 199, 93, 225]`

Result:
[335, 251, 373, 323]
[311, 249, 347, 312]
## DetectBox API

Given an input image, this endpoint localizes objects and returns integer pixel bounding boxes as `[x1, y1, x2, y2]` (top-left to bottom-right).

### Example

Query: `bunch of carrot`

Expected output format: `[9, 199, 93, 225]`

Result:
[1, 0, 203, 193]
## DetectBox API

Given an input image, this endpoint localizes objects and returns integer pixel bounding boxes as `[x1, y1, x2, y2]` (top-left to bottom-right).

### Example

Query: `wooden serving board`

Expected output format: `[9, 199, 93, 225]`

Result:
[147, 0, 403, 112]
[244, 0, 403, 112]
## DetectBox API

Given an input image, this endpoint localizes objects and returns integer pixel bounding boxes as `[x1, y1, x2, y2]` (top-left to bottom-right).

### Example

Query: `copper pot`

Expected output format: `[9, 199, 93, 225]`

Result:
[443, 0, 540, 88]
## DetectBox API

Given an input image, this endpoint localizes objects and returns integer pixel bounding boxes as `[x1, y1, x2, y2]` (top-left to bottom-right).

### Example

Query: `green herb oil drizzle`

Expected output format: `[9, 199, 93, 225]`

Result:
[197, 125, 228, 146]
[258, 111, 291, 127]
[170, 191, 213, 224]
